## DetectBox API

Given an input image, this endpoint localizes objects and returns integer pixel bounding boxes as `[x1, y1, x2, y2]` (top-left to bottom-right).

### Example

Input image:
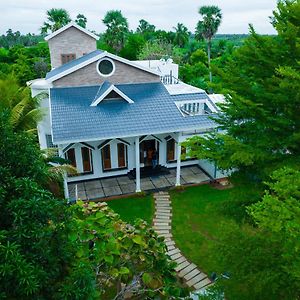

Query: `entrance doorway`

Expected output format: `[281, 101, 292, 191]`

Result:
[140, 139, 159, 167]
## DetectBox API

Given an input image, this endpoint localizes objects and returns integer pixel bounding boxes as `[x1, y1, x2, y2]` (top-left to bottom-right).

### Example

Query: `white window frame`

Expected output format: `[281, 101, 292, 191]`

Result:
[96, 58, 116, 77]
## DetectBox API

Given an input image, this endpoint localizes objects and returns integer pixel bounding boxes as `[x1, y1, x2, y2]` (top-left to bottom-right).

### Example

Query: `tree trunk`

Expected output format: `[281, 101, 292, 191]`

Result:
[207, 38, 212, 83]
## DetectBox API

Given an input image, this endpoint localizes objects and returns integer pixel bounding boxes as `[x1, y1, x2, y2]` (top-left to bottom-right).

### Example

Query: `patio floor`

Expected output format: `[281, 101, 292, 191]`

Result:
[68, 165, 211, 201]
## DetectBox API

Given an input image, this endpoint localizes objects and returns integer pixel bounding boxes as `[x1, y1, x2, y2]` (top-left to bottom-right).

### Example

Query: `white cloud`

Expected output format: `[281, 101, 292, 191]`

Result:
[0, 0, 277, 35]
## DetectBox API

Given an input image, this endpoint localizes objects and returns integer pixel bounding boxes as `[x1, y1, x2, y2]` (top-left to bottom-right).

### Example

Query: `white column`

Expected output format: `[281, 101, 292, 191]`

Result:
[175, 133, 182, 186]
[59, 145, 70, 199]
[135, 136, 141, 193]
[63, 174, 70, 199]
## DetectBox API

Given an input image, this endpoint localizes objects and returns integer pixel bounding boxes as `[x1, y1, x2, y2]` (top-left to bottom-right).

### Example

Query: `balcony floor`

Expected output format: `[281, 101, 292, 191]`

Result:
[68, 165, 211, 201]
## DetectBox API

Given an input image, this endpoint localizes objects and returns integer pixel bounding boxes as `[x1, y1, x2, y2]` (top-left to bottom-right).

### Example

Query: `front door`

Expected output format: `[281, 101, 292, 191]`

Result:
[140, 139, 159, 167]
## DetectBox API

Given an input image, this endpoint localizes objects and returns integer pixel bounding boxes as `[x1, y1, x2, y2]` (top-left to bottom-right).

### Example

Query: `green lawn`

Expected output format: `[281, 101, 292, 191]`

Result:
[107, 194, 154, 225]
[171, 184, 234, 275]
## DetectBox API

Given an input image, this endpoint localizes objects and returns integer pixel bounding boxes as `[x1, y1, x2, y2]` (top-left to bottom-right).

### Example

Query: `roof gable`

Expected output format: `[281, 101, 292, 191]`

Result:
[45, 51, 161, 83]
[45, 22, 98, 41]
[90, 81, 134, 106]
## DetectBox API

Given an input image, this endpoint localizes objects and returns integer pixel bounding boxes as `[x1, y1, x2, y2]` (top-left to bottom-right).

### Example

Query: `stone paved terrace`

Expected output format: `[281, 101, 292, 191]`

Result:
[68, 165, 211, 200]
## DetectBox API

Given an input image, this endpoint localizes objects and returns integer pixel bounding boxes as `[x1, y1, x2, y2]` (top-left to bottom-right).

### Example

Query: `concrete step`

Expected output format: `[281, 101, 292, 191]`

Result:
[155, 230, 170, 235]
[165, 240, 175, 247]
[164, 237, 172, 242]
[184, 268, 202, 282]
[154, 225, 171, 230]
[174, 256, 187, 264]
[156, 203, 171, 207]
[156, 208, 171, 213]
[186, 272, 207, 287]
[170, 252, 182, 260]
[158, 233, 172, 238]
[194, 278, 211, 290]
[167, 248, 180, 256]
[167, 245, 176, 251]
[153, 218, 171, 225]
[154, 222, 169, 226]
[155, 212, 172, 217]
[175, 260, 190, 272]
[178, 263, 197, 278]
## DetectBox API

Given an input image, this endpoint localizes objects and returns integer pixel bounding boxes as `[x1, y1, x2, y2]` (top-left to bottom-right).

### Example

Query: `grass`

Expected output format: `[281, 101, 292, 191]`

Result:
[107, 194, 154, 225]
[170, 184, 235, 275]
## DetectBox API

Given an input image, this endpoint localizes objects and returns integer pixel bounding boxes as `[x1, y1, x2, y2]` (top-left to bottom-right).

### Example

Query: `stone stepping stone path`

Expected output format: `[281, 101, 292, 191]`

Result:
[153, 191, 212, 291]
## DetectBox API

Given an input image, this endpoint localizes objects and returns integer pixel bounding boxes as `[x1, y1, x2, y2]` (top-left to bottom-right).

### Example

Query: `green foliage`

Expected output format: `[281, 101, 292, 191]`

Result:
[185, 0, 300, 178]
[0, 113, 97, 299]
[41, 8, 71, 34]
[173, 23, 190, 48]
[0, 76, 43, 132]
[102, 10, 129, 53]
[213, 167, 300, 299]
[72, 201, 187, 299]
[75, 14, 87, 28]
[0, 29, 43, 49]
[137, 39, 173, 60]
[120, 33, 146, 60]
[136, 19, 156, 38]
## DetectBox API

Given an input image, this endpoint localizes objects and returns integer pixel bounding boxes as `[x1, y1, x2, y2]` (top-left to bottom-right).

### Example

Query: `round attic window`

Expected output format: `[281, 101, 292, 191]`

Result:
[97, 58, 115, 77]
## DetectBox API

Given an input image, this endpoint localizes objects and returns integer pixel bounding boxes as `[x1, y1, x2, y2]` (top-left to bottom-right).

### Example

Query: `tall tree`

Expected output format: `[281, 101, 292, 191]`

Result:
[186, 0, 300, 179]
[0, 112, 97, 299]
[75, 13, 87, 28]
[41, 8, 71, 34]
[195, 6, 222, 82]
[136, 19, 156, 35]
[102, 10, 129, 53]
[173, 23, 190, 48]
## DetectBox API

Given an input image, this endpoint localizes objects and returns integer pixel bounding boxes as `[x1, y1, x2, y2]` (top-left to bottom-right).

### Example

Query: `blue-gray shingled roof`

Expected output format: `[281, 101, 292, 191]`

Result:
[46, 50, 103, 80]
[50, 82, 217, 144]
[91, 81, 112, 104]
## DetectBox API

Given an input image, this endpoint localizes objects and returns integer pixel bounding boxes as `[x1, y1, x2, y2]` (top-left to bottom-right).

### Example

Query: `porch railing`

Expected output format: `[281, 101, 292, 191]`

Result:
[160, 75, 180, 85]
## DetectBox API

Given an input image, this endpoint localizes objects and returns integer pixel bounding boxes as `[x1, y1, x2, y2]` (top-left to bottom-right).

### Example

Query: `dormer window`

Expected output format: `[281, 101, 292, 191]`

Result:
[91, 81, 134, 106]
[61, 54, 76, 65]
[97, 58, 115, 77]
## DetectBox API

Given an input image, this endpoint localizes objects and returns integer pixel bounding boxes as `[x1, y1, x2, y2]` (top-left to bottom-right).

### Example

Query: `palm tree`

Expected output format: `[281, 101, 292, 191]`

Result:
[0, 76, 43, 133]
[75, 14, 87, 28]
[41, 8, 71, 34]
[173, 23, 190, 48]
[195, 6, 222, 83]
[136, 19, 156, 34]
[102, 10, 129, 53]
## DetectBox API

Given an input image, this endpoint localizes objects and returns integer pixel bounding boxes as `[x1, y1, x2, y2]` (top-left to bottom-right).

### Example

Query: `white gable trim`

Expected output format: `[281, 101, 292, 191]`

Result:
[91, 85, 134, 106]
[45, 22, 98, 41]
[46, 52, 161, 83]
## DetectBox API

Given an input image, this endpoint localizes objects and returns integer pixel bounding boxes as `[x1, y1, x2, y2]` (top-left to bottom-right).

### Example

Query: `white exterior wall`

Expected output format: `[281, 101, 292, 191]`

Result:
[63, 133, 212, 183]
[198, 159, 227, 179]
[33, 93, 52, 150]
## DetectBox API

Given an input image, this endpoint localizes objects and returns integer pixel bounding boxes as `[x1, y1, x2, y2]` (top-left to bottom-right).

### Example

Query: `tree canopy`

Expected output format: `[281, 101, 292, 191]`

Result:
[41, 8, 71, 34]
[196, 5, 222, 82]
[186, 0, 300, 179]
[102, 10, 129, 53]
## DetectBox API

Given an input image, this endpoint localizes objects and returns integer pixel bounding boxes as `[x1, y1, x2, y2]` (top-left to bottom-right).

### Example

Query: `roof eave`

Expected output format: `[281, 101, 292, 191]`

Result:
[45, 22, 98, 41]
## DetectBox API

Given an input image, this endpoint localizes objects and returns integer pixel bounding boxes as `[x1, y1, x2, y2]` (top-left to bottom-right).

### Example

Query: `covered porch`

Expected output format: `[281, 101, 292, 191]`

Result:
[67, 165, 211, 201]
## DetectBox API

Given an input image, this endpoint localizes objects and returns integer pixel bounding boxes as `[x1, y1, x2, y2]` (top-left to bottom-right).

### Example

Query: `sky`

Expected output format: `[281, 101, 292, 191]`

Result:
[0, 0, 277, 35]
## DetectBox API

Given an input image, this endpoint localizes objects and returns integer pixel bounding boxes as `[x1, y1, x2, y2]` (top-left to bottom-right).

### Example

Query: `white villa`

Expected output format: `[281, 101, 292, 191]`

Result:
[29, 22, 225, 200]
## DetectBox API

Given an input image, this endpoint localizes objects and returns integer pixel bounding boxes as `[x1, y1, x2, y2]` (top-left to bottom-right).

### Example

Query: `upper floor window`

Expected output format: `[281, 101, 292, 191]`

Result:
[61, 54, 76, 65]
[97, 58, 115, 77]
